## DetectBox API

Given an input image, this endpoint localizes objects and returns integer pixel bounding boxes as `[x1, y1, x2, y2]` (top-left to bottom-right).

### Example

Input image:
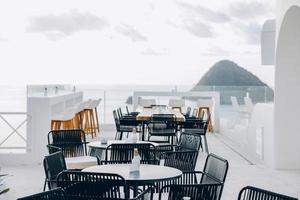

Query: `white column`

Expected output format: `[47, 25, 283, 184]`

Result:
[274, 3, 300, 169]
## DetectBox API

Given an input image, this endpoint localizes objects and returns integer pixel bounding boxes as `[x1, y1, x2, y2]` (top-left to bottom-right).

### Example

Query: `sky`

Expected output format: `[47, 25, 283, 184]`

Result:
[0, 0, 276, 86]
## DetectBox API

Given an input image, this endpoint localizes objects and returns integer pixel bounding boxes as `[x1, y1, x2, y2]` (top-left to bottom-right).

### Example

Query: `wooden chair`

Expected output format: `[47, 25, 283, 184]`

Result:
[197, 99, 214, 133]
[169, 99, 185, 113]
[51, 108, 76, 130]
[82, 99, 101, 138]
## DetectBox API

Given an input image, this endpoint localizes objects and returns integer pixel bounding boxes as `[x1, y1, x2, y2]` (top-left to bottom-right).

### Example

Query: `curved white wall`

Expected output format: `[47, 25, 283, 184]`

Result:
[274, 4, 300, 169]
[261, 20, 276, 65]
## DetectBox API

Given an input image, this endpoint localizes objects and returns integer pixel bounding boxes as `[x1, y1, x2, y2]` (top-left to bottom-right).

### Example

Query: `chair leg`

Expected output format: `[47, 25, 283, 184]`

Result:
[43, 178, 47, 191]
[95, 107, 100, 133]
[203, 135, 209, 153]
[90, 110, 96, 138]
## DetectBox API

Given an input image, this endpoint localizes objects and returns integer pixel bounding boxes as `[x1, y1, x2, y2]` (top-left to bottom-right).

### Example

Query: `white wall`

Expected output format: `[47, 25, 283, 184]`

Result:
[246, 104, 274, 166]
[274, 1, 300, 169]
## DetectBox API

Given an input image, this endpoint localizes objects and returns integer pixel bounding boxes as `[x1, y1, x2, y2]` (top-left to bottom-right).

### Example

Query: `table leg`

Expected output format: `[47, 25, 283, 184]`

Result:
[142, 122, 145, 141]
[133, 185, 139, 198]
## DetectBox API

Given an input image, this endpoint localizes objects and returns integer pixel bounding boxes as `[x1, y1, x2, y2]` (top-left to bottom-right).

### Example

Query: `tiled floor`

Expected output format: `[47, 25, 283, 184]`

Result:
[2, 132, 300, 200]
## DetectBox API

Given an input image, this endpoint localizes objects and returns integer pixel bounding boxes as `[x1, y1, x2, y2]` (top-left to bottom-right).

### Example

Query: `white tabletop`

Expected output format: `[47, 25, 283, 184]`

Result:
[88, 140, 161, 149]
[83, 164, 182, 183]
[136, 107, 185, 122]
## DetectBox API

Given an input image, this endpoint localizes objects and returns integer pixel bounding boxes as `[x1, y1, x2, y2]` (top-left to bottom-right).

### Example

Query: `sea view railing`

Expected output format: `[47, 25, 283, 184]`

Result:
[0, 85, 274, 153]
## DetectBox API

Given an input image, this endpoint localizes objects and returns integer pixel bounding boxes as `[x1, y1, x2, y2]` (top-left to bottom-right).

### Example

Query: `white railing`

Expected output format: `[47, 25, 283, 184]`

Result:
[0, 112, 31, 153]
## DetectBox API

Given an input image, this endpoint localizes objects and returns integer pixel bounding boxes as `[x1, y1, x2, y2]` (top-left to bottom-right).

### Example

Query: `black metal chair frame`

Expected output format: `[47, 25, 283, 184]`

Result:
[102, 143, 159, 165]
[238, 186, 298, 200]
[43, 151, 67, 191]
[156, 153, 228, 199]
[56, 171, 153, 200]
[147, 114, 177, 144]
[148, 150, 198, 193]
[47, 129, 88, 157]
[113, 110, 140, 140]
[126, 106, 140, 117]
[163, 150, 199, 172]
[158, 183, 223, 200]
[182, 118, 210, 153]
[18, 188, 66, 200]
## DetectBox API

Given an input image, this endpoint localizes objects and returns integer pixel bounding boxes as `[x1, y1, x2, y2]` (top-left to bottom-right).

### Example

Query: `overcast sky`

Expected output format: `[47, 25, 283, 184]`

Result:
[0, 0, 275, 86]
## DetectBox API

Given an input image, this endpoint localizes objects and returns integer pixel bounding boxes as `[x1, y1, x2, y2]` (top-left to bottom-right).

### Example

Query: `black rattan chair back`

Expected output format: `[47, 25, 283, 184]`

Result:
[183, 119, 209, 134]
[43, 151, 67, 190]
[201, 154, 229, 200]
[192, 108, 198, 118]
[159, 183, 222, 200]
[201, 154, 229, 184]
[18, 188, 66, 200]
[126, 106, 130, 115]
[113, 110, 121, 132]
[164, 150, 198, 172]
[238, 186, 298, 200]
[177, 132, 202, 151]
[117, 108, 123, 118]
[184, 106, 191, 118]
[148, 114, 177, 135]
[151, 114, 176, 125]
[57, 171, 127, 200]
[48, 129, 87, 157]
[105, 143, 157, 164]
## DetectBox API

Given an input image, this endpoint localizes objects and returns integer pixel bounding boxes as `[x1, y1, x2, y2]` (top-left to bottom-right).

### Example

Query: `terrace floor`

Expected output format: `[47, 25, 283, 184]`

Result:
[2, 131, 300, 200]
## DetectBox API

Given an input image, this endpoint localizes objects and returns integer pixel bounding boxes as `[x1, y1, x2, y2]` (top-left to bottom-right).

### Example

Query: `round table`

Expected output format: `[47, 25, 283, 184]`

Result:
[83, 164, 182, 196]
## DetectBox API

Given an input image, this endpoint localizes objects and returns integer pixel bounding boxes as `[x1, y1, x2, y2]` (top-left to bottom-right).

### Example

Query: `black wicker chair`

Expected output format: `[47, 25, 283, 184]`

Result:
[164, 150, 199, 172]
[126, 106, 140, 117]
[159, 183, 222, 200]
[43, 151, 67, 191]
[102, 143, 158, 165]
[152, 150, 198, 193]
[57, 171, 153, 200]
[183, 118, 210, 153]
[148, 114, 177, 144]
[181, 154, 229, 200]
[48, 129, 87, 157]
[238, 186, 298, 200]
[47, 130, 99, 171]
[177, 132, 202, 151]
[183, 106, 192, 118]
[155, 132, 202, 160]
[18, 188, 66, 200]
[113, 110, 138, 140]
[191, 108, 198, 118]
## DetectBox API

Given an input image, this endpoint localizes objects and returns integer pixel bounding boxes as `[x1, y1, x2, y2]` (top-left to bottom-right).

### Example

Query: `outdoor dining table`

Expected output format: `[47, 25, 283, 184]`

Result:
[83, 164, 182, 197]
[88, 140, 161, 158]
[136, 107, 185, 141]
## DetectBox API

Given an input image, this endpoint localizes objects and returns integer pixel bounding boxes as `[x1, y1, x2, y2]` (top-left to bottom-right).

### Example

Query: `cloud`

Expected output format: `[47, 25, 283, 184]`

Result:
[202, 47, 230, 57]
[176, 1, 231, 23]
[183, 19, 213, 38]
[116, 24, 147, 42]
[141, 47, 167, 56]
[235, 22, 262, 45]
[229, 1, 270, 19]
[0, 37, 8, 42]
[27, 11, 108, 38]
